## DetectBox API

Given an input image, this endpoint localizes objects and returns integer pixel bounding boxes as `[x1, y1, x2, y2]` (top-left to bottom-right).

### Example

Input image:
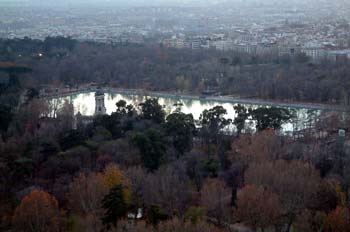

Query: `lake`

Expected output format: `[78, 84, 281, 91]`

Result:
[53, 90, 322, 133]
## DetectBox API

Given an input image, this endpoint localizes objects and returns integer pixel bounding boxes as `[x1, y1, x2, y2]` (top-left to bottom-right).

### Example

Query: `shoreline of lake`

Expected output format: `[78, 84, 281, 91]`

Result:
[44, 87, 347, 112]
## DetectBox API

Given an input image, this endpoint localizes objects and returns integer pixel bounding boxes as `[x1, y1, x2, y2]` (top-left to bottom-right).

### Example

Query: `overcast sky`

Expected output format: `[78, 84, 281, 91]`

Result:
[0, 0, 345, 7]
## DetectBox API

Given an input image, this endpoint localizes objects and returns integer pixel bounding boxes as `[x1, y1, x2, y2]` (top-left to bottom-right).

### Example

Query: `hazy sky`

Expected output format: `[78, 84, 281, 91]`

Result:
[1, 0, 215, 4]
[0, 0, 306, 5]
[0, 0, 345, 7]
[0, 0, 222, 8]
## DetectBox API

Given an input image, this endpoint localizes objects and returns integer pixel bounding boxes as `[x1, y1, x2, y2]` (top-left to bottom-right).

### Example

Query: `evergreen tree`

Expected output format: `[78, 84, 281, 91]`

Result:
[139, 98, 165, 124]
[199, 106, 231, 144]
[101, 184, 129, 229]
[249, 107, 294, 132]
[164, 111, 196, 157]
[233, 104, 249, 135]
[133, 129, 167, 172]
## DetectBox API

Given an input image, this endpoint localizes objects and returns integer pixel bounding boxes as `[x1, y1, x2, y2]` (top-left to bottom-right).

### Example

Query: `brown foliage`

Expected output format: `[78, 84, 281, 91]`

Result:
[324, 206, 350, 232]
[143, 166, 192, 216]
[231, 131, 283, 164]
[308, 179, 339, 213]
[98, 139, 141, 168]
[72, 214, 104, 232]
[68, 172, 107, 215]
[294, 210, 326, 232]
[157, 217, 224, 232]
[102, 164, 131, 204]
[234, 185, 282, 230]
[115, 220, 151, 232]
[106, 218, 225, 232]
[13, 99, 50, 136]
[67, 164, 131, 217]
[245, 160, 322, 215]
[102, 164, 129, 190]
[200, 179, 231, 222]
[12, 189, 63, 232]
[125, 166, 147, 211]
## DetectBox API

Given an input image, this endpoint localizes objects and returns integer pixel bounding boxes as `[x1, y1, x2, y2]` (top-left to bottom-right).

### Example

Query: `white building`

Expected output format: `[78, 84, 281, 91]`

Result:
[301, 42, 326, 63]
[191, 38, 201, 50]
[212, 40, 233, 51]
[232, 43, 257, 55]
[327, 49, 350, 63]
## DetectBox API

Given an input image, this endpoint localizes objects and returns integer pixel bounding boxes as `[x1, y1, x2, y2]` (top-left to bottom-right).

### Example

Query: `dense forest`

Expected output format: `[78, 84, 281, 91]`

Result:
[1, 37, 350, 105]
[1, 37, 350, 232]
[0, 94, 350, 231]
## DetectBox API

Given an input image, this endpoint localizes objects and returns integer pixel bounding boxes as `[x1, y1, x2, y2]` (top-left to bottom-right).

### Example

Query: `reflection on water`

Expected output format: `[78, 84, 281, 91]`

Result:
[53, 91, 321, 132]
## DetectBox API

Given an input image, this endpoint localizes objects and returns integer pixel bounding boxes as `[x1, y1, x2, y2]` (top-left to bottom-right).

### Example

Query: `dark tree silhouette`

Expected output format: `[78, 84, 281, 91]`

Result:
[164, 111, 196, 157]
[0, 62, 32, 89]
[199, 106, 231, 147]
[101, 184, 129, 229]
[132, 129, 167, 172]
[233, 104, 249, 135]
[249, 107, 294, 131]
[139, 98, 165, 124]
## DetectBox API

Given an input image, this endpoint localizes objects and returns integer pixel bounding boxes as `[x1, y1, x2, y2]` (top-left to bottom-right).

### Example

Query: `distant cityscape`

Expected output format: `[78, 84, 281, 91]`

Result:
[1, 1, 350, 63]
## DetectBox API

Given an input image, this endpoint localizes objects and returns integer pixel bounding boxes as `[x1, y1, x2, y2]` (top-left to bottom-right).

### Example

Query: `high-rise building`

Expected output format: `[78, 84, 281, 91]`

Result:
[191, 38, 201, 49]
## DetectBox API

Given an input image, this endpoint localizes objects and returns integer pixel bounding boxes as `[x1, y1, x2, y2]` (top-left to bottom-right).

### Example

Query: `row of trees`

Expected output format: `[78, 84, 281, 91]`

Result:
[12, 159, 349, 232]
[1, 37, 350, 104]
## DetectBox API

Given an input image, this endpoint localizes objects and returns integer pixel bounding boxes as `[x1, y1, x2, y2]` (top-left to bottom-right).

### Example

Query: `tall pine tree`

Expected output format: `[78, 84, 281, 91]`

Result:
[101, 184, 129, 229]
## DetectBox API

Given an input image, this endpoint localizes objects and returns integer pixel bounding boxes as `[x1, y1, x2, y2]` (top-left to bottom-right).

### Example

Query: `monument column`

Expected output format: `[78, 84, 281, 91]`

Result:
[95, 91, 106, 115]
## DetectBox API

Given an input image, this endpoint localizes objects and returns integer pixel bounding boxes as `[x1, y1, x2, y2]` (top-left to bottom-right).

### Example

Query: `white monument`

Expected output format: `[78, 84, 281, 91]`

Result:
[95, 90, 106, 115]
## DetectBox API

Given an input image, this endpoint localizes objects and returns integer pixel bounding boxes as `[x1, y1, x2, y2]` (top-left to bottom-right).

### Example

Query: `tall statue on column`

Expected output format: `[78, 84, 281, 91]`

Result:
[95, 90, 106, 115]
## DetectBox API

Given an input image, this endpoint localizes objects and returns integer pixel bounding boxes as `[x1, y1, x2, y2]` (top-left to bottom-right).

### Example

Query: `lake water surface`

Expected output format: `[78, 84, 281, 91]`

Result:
[55, 91, 321, 133]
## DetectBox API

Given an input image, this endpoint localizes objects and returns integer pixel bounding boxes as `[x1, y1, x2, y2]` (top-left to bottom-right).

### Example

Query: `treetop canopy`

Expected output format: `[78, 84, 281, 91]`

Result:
[0, 62, 32, 73]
